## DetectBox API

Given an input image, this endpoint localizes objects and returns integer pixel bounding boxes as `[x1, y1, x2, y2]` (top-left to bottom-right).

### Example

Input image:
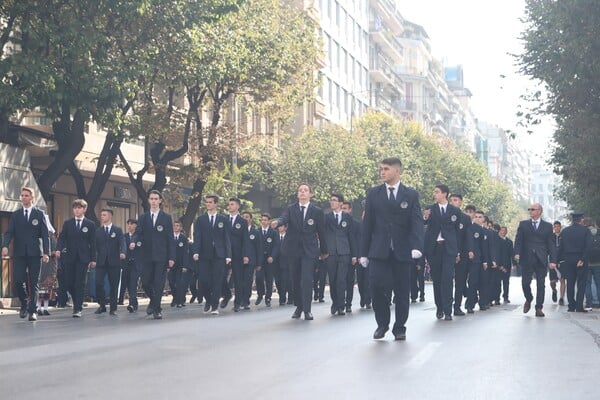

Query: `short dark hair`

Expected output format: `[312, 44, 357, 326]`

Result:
[450, 193, 463, 201]
[553, 221, 561, 226]
[241, 211, 253, 219]
[205, 195, 219, 203]
[475, 210, 485, 216]
[465, 205, 476, 212]
[127, 218, 137, 224]
[229, 197, 241, 206]
[261, 213, 271, 219]
[148, 189, 162, 199]
[381, 157, 402, 167]
[435, 184, 450, 196]
[493, 223, 501, 231]
[330, 193, 344, 202]
[100, 208, 113, 215]
[342, 201, 352, 208]
[72, 199, 88, 209]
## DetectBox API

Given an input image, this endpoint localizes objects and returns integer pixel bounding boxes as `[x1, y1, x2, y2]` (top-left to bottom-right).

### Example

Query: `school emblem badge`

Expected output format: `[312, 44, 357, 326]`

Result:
[235, 223, 241, 229]
[31, 219, 39, 226]
[110, 232, 116, 238]
[400, 201, 408, 209]
[157, 225, 164, 232]
[249, 234, 255, 240]
[307, 219, 314, 226]
[474, 232, 480, 238]
[179, 242, 184, 247]
[266, 238, 272, 243]
[341, 221, 347, 228]
[451, 215, 457, 222]
[218, 222, 224, 228]
[82, 226, 88, 233]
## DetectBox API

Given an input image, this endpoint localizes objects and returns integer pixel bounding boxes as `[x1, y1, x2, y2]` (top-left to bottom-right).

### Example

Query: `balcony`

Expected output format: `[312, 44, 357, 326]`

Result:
[369, 54, 395, 86]
[369, 24, 404, 62]
[369, 0, 405, 34]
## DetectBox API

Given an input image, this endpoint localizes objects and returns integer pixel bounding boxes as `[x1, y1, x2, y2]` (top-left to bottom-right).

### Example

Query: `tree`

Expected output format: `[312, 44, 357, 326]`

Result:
[518, 0, 600, 217]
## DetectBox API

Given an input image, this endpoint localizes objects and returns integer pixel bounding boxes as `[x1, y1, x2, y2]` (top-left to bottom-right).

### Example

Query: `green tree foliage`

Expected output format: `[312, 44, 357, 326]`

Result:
[518, 0, 600, 217]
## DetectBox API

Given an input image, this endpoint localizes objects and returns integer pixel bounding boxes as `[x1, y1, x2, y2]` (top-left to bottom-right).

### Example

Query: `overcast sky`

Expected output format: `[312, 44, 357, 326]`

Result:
[398, 0, 553, 163]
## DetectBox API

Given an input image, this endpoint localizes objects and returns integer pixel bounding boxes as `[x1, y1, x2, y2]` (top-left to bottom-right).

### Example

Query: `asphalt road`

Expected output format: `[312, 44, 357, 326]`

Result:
[1, 277, 599, 400]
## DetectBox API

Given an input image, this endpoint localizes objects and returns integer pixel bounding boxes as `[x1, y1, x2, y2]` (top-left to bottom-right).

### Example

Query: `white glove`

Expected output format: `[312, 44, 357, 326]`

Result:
[359, 257, 369, 268]
[411, 250, 422, 259]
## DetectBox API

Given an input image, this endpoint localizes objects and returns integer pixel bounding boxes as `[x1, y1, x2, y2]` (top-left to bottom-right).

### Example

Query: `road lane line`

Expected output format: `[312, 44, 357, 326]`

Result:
[406, 342, 442, 369]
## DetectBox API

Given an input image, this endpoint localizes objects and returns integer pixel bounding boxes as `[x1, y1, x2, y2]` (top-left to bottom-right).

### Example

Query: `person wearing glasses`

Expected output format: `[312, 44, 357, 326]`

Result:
[514, 203, 557, 317]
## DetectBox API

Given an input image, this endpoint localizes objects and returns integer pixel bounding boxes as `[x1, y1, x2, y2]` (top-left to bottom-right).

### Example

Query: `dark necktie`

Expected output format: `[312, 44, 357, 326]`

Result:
[230, 216, 234, 226]
[441, 206, 446, 216]
[533, 221, 538, 230]
[300, 206, 306, 220]
[280, 235, 284, 243]
[336, 213, 340, 225]
[210, 215, 214, 226]
[24, 209, 28, 221]
[151, 213, 156, 226]
[76, 220, 81, 230]
[389, 187, 395, 202]
[263, 230, 267, 236]
[105, 226, 109, 235]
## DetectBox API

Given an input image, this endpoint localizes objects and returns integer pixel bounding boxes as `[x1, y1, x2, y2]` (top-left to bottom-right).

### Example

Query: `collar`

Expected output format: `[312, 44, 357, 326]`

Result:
[532, 219, 540, 224]
[299, 202, 310, 208]
[103, 224, 112, 230]
[385, 183, 399, 191]
[23, 206, 33, 213]
[207, 212, 218, 217]
[229, 213, 239, 219]
[150, 209, 160, 214]
[438, 202, 448, 207]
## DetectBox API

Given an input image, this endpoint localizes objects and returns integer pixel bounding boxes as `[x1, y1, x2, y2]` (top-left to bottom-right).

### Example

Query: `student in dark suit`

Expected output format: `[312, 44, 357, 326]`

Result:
[2, 187, 50, 321]
[497, 226, 514, 303]
[342, 201, 370, 309]
[93, 209, 126, 315]
[192, 195, 232, 315]
[271, 184, 328, 321]
[133, 190, 176, 320]
[122, 219, 142, 313]
[514, 203, 557, 317]
[559, 212, 592, 312]
[479, 218, 498, 310]
[258, 213, 277, 307]
[56, 199, 97, 318]
[168, 220, 190, 308]
[272, 224, 292, 305]
[464, 208, 490, 313]
[449, 194, 472, 314]
[549, 221, 565, 304]
[423, 184, 462, 320]
[242, 212, 263, 309]
[323, 193, 358, 316]
[361, 158, 424, 340]
[224, 198, 247, 311]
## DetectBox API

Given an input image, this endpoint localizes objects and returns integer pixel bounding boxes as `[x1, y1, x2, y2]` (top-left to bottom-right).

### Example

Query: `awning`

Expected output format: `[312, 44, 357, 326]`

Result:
[0, 143, 47, 212]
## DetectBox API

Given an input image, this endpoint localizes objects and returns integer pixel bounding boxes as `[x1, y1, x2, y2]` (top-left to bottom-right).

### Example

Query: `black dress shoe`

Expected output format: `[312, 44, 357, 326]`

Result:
[95, 307, 107, 314]
[552, 288, 557, 303]
[220, 296, 231, 309]
[366, 303, 372, 309]
[109, 310, 117, 316]
[576, 309, 588, 313]
[170, 302, 176, 307]
[504, 298, 510, 304]
[127, 305, 135, 313]
[19, 308, 27, 319]
[204, 303, 211, 313]
[331, 305, 336, 315]
[28, 312, 37, 321]
[337, 308, 345, 316]
[287, 300, 294, 305]
[523, 301, 531, 314]
[265, 298, 271, 307]
[444, 314, 453, 321]
[373, 326, 388, 339]
[318, 298, 325, 303]
[255, 296, 263, 306]
[313, 293, 318, 301]
[279, 301, 286, 306]
[43, 310, 50, 316]
[304, 312, 314, 320]
[393, 331, 406, 341]
[535, 309, 545, 317]
[345, 306, 352, 313]
[176, 304, 182, 308]
[234, 305, 241, 312]
[558, 298, 565, 306]
[436, 310, 443, 319]
[411, 299, 417, 303]
[454, 308, 466, 316]
[146, 306, 154, 315]
[419, 297, 425, 302]
[243, 305, 250, 310]
[292, 308, 302, 319]
[467, 308, 474, 314]
[153, 311, 163, 320]
[567, 308, 575, 312]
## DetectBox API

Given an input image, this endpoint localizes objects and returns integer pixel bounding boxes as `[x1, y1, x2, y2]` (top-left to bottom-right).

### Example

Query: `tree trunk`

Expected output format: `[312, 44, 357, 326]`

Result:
[180, 178, 207, 233]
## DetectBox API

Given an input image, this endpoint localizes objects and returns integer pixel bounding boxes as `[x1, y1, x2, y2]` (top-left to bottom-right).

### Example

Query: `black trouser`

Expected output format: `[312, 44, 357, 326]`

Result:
[479, 266, 491, 306]
[95, 264, 121, 311]
[188, 267, 201, 301]
[466, 261, 482, 310]
[231, 258, 245, 306]
[168, 267, 189, 305]
[260, 262, 275, 300]
[13, 256, 42, 314]
[313, 260, 326, 301]
[368, 251, 410, 335]
[200, 258, 226, 310]
[411, 262, 425, 301]
[118, 266, 131, 304]
[221, 265, 233, 301]
[141, 261, 168, 313]
[454, 258, 468, 309]
[501, 270, 510, 300]
[56, 262, 68, 307]
[521, 258, 548, 309]
[357, 264, 371, 306]
[291, 256, 318, 313]
[63, 260, 88, 312]
[345, 262, 356, 308]
[242, 264, 254, 306]
[491, 267, 503, 302]
[564, 255, 588, 310]
[429, 243, 455, 316]
[274, 261, 291, 304]
[128, 265, 141, 308]
[326, 255, 350, 310]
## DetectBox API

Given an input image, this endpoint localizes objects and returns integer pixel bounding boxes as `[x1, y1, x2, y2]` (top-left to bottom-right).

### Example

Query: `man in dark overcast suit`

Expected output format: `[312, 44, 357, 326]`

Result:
[272, 184, 328, 321]
[361, 158, 424, 341]
[514, 203, 557, 317]
[2, 187, 50, 321]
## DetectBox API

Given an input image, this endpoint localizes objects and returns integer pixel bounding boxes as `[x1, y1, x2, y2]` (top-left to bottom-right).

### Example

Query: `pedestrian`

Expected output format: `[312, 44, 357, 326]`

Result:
[169, 220, 190, 308]
[449, 194, 472, 315]
[464, 207, 489, 314]
[497, 226, 514, 303]
[271, 184, 328, 321]
[341, 201, 366, 310]
[225, 197, 247, 312]
[360, 157, 424, 340]
[123, 219, 142, 313]
[258, 213, 277, 307]
[514, 203, 557, 317]
[549, 221, 565, 305]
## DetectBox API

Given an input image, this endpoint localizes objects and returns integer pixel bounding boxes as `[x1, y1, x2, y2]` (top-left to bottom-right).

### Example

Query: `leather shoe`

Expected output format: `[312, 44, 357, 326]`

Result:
[419, 297, 425, 302]
[304, 312, 314, 320]
[109, 310, 117, 316]
[203, 303, 211, 313]
[234, 305, 240, 312]
[153, 311, 163, 319]
[411, 298, 417, 303]
[467, 308, 474, 314]
[454, 308, 465, 316]
[373, 326, 388, 339]
[243, 305, 250, 310]
[28, 312, 37, 321]
[95, 307, 107, 314]
[535, 309, 545, 317]
[436, 309, 443, 319]
[265, 298, 271, 307]
[19, 308, 27, 319]
[523, 301, 531, 314]
[345, 305, 352, 313]
[552, 288, 557, 303]
[394, 332, 406, 341]
[146, 306, 154, 315]
[43, 310, 50, 316]
[331, 305, 336, 315]
[576, 309, 588, 313]
[337, 308, 345, 316]
[366, 303, 372, 309]
[220, 296, 231, 309]
[291, 308, 302, 319]
[444, 314, 453, 321]
[558, 298, 564, 306]
[127, 305, 135, 313]
[255, 296, 263, 306]
[318, 298, 325, 303]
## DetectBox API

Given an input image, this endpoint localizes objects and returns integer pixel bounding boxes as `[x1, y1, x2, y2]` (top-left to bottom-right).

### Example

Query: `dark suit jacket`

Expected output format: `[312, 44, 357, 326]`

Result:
[57, 217, 97, 264]
[134, 210, 176, 264]
[227, 214, 248, 260]
[275, 203, 327, 258]
[2, 207, 49, 256]
[125, 232, 142, 270]
[558, 223, 592, 263]
[173, 233, 190, 269]
[497, 236, 514, 269]
[361, 183, 424, 262]
[467, 223, 489, 264]
[192, 213, 232, 260]
[323, 211, 358, 257]
[243, 227, 263, 268]
[514, 219, 557, 266]
[486, 228, 499, 265]
[260, 227, 277, 260]
[424, 203, 462, 259]
[95, 225, 126, 267]
[457, 212, 472, 260]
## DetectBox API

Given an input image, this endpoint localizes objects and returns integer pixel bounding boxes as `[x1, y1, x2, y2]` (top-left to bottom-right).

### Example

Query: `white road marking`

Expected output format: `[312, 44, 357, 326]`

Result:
[406, 342, 442, 368]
